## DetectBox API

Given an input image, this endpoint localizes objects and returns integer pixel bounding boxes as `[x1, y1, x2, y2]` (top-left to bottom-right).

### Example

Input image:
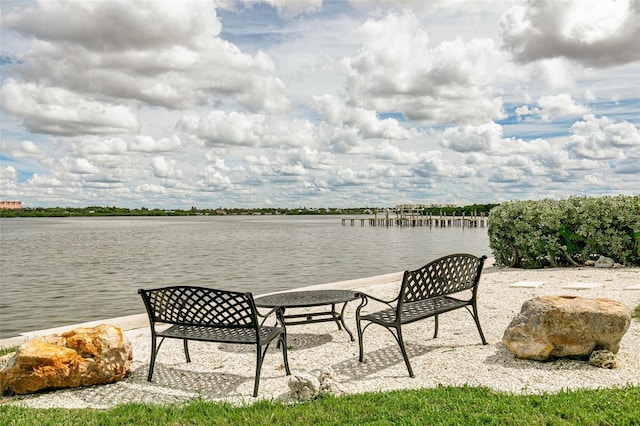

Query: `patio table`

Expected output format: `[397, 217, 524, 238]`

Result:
[254, 289, 363, 341]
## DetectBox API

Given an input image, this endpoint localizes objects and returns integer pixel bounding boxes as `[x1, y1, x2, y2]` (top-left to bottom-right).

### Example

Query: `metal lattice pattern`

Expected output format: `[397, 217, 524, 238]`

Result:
[144, 286, 256, 327]
[158, 324, 280, 344]
[402, 254, 482, 303]
[361, 296, 467, 325]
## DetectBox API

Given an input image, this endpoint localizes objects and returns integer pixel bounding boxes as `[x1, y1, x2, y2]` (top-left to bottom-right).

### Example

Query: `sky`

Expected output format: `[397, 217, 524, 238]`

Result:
[1, 0, 639, 209]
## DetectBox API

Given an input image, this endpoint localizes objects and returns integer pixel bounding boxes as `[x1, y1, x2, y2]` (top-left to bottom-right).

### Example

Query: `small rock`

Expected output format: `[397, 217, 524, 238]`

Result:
[287, 372, 320, 401]
[287, 368, 344, 401]
[594, 256, 615, 268]
[318, 368, 345, 395]
[589, 350, 617, 369]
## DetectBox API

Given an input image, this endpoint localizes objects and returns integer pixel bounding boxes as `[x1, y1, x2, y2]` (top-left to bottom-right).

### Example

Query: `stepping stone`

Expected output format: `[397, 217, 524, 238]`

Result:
[509, 281, 544, 288]
[562, 282, 602, 289]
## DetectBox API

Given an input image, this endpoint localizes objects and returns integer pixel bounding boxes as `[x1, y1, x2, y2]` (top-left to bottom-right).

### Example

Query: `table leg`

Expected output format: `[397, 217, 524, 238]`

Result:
[331, 303, 343, 330]
[276, 307, 286, 349]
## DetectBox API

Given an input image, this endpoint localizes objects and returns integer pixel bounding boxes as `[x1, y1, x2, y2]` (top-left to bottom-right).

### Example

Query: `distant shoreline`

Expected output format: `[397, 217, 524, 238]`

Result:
[0, 204, 497, 218]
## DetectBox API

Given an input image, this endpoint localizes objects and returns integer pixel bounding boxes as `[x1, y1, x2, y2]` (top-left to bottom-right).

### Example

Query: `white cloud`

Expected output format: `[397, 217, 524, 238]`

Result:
[129, 135, 182, 153]
[1, 80, 139, 135]
[1, 165, 18, 182]
[177, 111, 266, 147]
[313, 95, 416, 140]
[2, 0, 290, 112]
[372, 141, 421, 165]
[136, 183, 168, 194]
[177, 110, 319, 148]
[441, 122, 502, 153]
[343, 10, 510, 124]
[151, 156, 184, 179]
[536, 93, 589, 121]
[75, 137, 129, 156]
[236, 0, 322, 19]
[72, 158, 100, 174]
[2, 0, 221, 50]
[27, 173, 63, 187]
[517, 93, 590, 122]
[282, 146, 335, 170]
[529, 58, 575, 90]
[200, 165, 233, 188]
[568, 114, 640, 160]
[501, 0, 640, 66]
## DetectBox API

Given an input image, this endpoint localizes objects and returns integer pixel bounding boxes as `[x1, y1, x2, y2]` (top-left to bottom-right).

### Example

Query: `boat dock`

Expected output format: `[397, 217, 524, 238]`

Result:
[341, 211, 488, 227]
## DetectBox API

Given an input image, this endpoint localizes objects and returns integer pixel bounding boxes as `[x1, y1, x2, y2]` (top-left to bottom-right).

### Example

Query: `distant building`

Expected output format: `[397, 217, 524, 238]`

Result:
[395, 203, 457, 210]
[395, 203, 429, 210]
[0, 201, 22, 209]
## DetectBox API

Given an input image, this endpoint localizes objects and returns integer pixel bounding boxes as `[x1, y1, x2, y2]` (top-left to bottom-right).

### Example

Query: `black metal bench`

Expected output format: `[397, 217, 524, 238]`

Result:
[138, 286, 291, 397]
[356, 254, 487, 377]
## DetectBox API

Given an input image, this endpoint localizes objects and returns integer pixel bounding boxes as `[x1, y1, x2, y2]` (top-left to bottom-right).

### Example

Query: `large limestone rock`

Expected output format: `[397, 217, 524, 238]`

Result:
[0, 324, 132, 395]
[503, 295, 632, 361]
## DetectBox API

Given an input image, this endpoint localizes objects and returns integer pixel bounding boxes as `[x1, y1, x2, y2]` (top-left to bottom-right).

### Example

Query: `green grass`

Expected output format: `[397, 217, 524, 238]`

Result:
[0, 346, 18, 357]
[634, 304, 640, 321]
[2, 385, 640, 426]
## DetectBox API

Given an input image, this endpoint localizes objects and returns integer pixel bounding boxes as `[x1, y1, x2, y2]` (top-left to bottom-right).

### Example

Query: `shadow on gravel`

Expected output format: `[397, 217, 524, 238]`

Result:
[332, 342, 436, 379]
[214, 332, 334, 354]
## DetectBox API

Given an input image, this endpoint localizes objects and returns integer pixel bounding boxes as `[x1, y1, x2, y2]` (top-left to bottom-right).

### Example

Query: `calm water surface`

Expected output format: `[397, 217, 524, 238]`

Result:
[0, 215, 490, 338]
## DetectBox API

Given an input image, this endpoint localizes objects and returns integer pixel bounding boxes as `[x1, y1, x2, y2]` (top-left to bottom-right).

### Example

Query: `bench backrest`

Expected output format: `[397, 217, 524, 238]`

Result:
[400, 254, 486, 303]
[138, 286, 258, 329]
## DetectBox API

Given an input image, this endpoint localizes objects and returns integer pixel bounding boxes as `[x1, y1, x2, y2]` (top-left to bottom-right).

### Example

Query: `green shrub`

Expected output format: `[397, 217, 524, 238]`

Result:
[488, 195, 640, 268]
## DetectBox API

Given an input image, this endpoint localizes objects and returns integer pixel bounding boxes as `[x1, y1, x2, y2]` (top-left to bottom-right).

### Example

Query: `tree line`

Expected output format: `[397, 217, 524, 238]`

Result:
[0, 204, 499, 218]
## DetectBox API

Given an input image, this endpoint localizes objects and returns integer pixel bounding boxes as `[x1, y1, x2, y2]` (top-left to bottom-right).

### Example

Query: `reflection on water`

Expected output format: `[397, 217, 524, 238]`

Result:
[0, 215, 490, 338]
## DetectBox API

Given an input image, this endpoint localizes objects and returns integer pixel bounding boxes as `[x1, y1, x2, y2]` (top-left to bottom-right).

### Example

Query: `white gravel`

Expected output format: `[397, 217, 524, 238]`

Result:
[4, 264, 640, 409]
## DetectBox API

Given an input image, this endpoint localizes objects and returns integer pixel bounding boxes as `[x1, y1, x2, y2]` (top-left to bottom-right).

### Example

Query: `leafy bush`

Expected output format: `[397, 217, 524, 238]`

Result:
[488, 195, 640, 268]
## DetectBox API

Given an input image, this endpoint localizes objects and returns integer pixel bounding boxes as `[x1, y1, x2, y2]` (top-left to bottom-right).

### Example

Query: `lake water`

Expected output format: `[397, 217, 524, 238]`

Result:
[0, 215, 490, 338]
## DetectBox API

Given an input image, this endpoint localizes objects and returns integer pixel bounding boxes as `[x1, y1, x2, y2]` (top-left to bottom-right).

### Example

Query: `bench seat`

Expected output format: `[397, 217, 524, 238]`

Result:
[156, 324, 283, 344]
[358, 296, 469, 325]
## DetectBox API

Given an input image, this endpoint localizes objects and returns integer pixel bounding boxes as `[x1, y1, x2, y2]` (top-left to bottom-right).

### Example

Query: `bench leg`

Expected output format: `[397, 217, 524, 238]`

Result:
[395, 327, 414, 378]
[356, 319, 365, 362]
[471, 303, 487, 345]
[183, 339, 191, 363]
[254, 342, 274, 397]
[356, 296, 370, 362]
[147, 334, 158, 381]
[357, 320, 414, 377]
[280, 332, 291, 376]
[433, 314, 439, 339]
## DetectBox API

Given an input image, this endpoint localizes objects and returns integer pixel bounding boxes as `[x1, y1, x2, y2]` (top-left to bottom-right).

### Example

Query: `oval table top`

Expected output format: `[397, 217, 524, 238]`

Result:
[254, 289, 362, 308]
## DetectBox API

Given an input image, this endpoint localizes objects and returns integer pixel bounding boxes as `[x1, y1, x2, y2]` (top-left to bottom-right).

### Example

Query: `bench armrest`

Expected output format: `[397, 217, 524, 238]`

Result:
[257, 305, 286, 328]
[358, 292, 398, 307]
[355, 292, 398, 315]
